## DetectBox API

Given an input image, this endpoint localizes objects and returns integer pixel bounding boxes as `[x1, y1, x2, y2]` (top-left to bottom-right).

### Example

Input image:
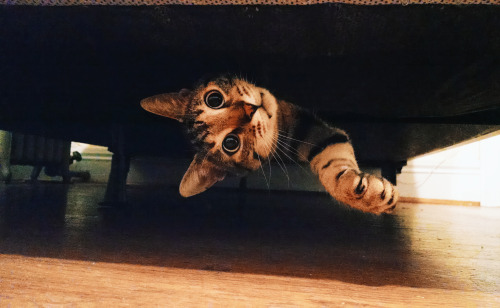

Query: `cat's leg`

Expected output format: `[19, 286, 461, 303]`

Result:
[310, 143, 398, 214]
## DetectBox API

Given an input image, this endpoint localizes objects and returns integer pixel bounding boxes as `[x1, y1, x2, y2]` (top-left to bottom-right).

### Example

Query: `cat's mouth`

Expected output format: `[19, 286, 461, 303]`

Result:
[260, 99, 274, 119]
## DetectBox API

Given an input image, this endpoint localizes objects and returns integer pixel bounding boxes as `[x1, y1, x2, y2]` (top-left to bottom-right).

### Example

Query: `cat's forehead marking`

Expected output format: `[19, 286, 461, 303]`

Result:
[206, 77, 235, 93]
[202, 78, 257, 101]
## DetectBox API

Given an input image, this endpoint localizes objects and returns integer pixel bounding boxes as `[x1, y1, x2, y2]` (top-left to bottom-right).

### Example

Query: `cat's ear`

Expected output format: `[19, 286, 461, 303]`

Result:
[179, 154, 227, 197]
[140, 89, 191, 122]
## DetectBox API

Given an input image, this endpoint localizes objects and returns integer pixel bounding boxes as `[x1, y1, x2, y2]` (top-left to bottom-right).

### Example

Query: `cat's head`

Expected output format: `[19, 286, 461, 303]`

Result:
[141, 76, 279, 197]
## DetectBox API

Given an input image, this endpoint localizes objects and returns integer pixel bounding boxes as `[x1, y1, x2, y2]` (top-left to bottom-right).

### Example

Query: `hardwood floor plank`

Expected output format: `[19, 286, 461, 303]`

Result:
[0, 183, 499, 306]
[1, 255, 498, 307]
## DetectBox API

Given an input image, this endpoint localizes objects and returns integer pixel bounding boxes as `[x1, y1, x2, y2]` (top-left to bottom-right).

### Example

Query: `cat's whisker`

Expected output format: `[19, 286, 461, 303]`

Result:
[260, 137, 273, 182]
[256, 152, 270, 191]
[274, 135, 309, 173]
[273, 152, 290, 187]
[266, 133, 290, 185]
[269, 135, 287, 167]
[274, 139, 296, 163]
[275, 137, 299, 157]
[267, 141, 274, 182]
[276, 133, 313, 162]
[269, 134, 291, 186]
[275, 147, 310, 176]
[275, 135, 309, 162]
[277, 131, 320, 148]
[274, 140, 310, 176]
[278, 130, 322, 148]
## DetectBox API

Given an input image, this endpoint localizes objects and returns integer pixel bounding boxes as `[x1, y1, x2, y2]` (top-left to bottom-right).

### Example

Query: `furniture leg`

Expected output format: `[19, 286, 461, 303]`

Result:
[0, 130, 12, 183]
[102, 124, 130, 206]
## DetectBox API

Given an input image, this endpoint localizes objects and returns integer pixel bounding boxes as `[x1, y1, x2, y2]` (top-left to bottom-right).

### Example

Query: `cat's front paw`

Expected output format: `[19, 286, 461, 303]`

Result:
[335, 169, 398, 214]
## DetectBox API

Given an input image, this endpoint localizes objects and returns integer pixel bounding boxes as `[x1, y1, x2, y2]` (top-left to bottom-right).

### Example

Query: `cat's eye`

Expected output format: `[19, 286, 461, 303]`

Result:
[222, 134, 240, 154]
[204, 90, 225, 109]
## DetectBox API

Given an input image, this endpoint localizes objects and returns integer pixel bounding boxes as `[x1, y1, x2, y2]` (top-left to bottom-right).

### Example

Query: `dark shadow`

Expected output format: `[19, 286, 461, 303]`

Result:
[0, 182, 68, 255]
[0, 182, 474, 290]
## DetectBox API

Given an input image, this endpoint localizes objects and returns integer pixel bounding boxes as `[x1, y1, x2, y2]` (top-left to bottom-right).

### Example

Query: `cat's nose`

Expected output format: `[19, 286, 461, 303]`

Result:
[243, 103, 259, 118]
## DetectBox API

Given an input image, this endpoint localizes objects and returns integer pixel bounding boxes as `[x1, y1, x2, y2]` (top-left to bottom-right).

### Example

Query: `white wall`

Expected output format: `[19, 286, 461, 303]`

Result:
[396, 132, 500, 207]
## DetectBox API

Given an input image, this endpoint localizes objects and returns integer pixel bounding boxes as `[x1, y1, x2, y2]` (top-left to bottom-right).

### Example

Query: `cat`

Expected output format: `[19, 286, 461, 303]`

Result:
[140, 75, 398, 214]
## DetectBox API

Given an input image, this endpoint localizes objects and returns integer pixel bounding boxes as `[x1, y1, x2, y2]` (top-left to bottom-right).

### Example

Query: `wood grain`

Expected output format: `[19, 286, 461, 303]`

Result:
[1, 255, 498, 307]
[0, 183, 499, 306]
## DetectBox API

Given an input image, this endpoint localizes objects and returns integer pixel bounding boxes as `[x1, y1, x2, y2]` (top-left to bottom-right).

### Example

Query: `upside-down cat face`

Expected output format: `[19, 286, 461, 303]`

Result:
[141, 76, 279, 197]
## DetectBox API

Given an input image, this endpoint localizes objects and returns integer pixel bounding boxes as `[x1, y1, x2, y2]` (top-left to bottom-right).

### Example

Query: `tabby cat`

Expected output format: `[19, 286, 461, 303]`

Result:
[141, 76, 398, 214]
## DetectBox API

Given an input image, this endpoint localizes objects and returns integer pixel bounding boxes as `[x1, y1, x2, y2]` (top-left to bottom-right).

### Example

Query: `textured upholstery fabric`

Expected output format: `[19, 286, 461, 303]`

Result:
[1, 0, 498, 6]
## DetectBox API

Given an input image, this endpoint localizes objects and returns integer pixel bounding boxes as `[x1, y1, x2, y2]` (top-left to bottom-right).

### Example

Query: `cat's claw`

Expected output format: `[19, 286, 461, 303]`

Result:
[335, 169, 399, 214]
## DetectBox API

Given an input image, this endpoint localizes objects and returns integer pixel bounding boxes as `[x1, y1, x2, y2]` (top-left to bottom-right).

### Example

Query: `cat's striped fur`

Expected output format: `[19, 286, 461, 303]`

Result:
[141, 76, 398, 214]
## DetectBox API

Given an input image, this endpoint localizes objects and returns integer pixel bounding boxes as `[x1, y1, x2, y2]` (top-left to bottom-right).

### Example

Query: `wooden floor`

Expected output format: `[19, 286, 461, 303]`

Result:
[0, 183, 499, 306]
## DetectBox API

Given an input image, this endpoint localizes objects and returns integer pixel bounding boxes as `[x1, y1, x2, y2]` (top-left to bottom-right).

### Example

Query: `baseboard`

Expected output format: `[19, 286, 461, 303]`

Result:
[399, 197, 480, 207]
